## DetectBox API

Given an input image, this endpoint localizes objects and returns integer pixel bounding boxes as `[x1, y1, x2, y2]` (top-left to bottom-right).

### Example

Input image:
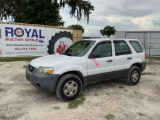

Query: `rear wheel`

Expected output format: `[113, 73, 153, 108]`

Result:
[56, 74, 82, 101]
[126, 66, 141, 85]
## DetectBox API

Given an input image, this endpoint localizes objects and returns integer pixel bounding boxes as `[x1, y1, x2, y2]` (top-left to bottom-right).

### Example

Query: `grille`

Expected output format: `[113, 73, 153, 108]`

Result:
[28, 64, 35, 72]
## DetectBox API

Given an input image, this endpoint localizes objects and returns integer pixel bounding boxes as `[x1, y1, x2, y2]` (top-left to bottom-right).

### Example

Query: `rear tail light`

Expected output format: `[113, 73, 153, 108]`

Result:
[145, 53, 146, 60]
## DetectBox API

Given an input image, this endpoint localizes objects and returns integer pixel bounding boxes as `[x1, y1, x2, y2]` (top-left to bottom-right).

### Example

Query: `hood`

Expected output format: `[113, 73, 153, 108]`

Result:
[30, 54, 79, 68]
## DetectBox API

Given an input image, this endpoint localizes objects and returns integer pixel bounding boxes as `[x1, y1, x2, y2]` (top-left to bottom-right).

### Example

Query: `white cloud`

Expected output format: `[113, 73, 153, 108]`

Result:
[60, 0, 160, 37]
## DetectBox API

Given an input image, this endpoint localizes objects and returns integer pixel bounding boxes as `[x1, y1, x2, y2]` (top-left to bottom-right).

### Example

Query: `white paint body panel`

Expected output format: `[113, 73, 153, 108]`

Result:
[30, 38, 145, 77]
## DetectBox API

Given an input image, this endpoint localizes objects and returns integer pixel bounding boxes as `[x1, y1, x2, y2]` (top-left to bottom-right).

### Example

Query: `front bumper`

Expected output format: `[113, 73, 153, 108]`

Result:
[26, 65, 60, 92]
[141, 61, 147, 71]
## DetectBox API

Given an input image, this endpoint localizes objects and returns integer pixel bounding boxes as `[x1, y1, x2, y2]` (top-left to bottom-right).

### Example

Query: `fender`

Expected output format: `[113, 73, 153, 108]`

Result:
[54, 65, 87, 77]
[128, 57, 143, 67]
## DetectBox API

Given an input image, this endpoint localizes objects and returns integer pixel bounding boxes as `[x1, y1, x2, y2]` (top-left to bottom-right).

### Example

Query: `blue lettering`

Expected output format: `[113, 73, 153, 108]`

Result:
[24, 28, 31, 37]
[31, 29, 38, 38]
[5, 27, 45, 38]
[5, 27, 14, 37]
[39, 30, 45, 38]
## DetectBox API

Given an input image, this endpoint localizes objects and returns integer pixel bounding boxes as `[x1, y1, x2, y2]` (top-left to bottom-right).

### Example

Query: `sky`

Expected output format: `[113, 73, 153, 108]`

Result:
[60, 0, 160, 37]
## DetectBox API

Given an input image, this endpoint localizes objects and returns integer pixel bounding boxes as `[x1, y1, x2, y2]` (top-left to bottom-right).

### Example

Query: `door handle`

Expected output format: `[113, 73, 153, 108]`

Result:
[107, 60, 113, 62]
[127, 57, 132, 60]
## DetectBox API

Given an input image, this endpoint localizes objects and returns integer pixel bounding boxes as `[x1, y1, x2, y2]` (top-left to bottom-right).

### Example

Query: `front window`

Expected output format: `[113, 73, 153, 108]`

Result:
[62, 40, 95, 57]
[91, 41, 112, 58]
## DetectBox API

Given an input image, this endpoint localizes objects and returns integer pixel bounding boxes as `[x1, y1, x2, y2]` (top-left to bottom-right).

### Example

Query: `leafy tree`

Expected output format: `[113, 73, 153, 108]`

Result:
[68, 24, 84, 33]
[100, 26, 116, 37]
[0, 0, 94, 24]
[0, 0, 24, 21]
[0, 0, 64, 26]
[18, 0, 64, 26]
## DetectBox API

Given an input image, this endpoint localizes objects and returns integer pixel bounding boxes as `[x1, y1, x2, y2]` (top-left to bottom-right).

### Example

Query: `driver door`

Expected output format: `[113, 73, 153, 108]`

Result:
[86, 41, 115, 84]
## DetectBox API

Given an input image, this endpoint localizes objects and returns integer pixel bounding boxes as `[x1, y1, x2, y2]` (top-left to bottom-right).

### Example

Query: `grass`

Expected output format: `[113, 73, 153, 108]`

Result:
[0, 88, 4, 92]
[0, 57, 39, 62]
[142, 72, 154, 75]
[53, 106, 60, 110]
[105, 114, 115, 120]
[147, 56, 160, 61]
[22, 65, 27, 68]
[124, 89, 128, 92]
[138, 112, 146, 116]
[6, 66, 12, 68]
[119, 86, 125, 89]
[147, 60, 154, 65]
[147, 56, 160, 65]
[134, 91, 139, 94]
[94, 93, 99, 96]
[68, 94, 85, 109]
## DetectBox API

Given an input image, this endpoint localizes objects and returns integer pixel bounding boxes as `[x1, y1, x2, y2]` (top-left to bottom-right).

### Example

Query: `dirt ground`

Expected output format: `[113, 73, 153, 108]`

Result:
[0, 59, 160, 120]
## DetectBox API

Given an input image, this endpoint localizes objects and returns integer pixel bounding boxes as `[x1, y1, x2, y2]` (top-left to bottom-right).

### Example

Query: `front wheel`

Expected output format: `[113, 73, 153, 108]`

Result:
[56, 74, 82, 101]
[126, 66, 141, 86]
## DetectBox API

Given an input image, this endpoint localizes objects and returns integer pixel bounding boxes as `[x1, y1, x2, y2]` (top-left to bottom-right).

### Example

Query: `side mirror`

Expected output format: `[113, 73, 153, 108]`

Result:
[89, 52, 100, 59]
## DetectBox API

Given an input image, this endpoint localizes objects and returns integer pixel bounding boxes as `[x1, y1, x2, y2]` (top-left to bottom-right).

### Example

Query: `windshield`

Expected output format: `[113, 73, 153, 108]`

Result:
[62, 40, 95, 57]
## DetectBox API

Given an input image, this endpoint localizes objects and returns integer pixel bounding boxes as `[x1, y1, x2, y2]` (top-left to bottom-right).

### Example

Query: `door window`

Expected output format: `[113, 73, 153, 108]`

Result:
[91, 41, 112, 58]
[114, 41, 132, 56]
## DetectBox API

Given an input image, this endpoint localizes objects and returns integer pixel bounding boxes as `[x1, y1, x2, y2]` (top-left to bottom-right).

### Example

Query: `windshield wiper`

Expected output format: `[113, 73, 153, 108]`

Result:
[64, 52, 72, 56]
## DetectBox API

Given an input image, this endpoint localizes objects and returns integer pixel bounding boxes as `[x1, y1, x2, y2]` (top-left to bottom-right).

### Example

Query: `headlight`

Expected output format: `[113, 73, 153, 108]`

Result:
[37, 66, 54, 75]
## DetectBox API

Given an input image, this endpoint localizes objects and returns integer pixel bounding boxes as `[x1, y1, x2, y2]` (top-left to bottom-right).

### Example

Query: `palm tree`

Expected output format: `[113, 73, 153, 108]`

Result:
[0, 0, 94, 23]
[53, 0, 94, 23]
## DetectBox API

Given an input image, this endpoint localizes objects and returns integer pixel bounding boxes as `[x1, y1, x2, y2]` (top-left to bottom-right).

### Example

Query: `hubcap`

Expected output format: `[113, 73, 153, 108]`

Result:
[63, 80, 78, 97]
[131, 70, 139, 82]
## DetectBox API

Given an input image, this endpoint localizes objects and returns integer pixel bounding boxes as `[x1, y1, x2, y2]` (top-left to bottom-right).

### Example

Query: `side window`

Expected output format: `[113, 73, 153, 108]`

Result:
[114, 41, 132, 56]
[130, 41, 143, 53]
[91, 42, 112, 58]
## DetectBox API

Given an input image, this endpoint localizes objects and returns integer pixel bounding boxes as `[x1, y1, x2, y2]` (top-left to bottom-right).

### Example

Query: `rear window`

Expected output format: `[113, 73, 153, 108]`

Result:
[130, 41, 143, 53]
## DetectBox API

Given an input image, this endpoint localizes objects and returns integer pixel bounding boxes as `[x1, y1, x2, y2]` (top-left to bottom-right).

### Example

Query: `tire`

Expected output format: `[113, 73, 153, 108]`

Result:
[126, 66, 141, 86]
[56, 74, 82, 101]
[47, 31, 73, 55]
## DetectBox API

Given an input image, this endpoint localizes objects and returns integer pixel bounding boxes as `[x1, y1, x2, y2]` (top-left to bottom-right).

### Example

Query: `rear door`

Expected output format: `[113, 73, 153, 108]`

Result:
[86, 41, 114, 84]
[113, 40, 134, 77]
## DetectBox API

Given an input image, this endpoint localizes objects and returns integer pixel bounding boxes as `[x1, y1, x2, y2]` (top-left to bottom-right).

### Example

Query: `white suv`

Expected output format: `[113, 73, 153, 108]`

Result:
[26, 38, 147, 101]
